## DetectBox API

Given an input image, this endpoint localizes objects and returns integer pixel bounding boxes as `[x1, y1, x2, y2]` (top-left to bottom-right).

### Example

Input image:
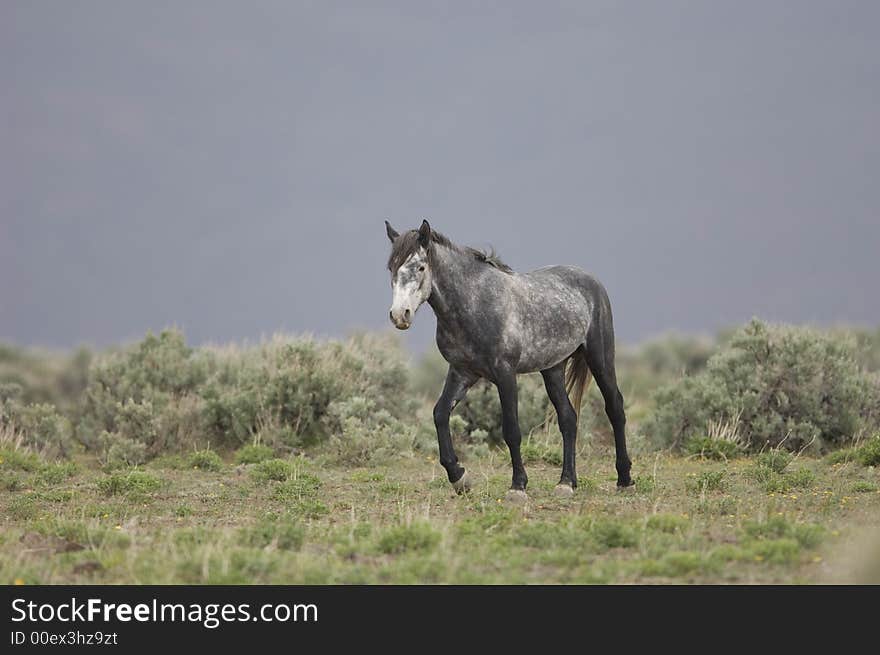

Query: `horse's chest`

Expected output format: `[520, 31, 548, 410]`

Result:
[435, 328, 491, 375]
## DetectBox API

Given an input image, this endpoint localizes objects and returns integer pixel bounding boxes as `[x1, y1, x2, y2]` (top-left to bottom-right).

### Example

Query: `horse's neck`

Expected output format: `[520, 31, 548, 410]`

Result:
[427, 245, 479, 328]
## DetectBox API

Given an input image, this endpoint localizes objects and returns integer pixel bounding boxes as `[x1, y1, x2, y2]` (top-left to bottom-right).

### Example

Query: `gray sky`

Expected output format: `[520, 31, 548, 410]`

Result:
[2, 1, 879, 352]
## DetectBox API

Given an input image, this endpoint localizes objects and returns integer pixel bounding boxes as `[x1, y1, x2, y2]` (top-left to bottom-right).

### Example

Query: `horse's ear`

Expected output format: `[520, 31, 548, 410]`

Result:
[385, 220, 399, 242]
[418, 220, 431, 247]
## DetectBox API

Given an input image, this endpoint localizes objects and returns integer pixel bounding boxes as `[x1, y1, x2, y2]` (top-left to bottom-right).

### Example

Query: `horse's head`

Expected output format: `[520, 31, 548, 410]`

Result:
[385, 219, 433, 330]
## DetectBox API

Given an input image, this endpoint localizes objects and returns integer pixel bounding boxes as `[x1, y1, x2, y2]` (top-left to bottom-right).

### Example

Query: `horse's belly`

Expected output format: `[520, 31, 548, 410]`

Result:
[515, 337, 584, 373]
[509, 303, 591, 373]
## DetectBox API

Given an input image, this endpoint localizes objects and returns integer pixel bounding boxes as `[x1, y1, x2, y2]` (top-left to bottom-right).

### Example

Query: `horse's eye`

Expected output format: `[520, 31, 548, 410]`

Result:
[418, 266, 425, 272]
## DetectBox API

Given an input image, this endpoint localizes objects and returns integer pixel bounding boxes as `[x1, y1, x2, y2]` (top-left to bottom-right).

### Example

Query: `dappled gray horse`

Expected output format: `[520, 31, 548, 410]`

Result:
[385, 220, 633, 500]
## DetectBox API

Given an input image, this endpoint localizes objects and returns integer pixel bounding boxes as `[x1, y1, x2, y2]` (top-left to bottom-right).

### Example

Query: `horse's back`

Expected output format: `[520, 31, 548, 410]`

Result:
[525, 265, 609, 307]
[495, 265, 607, 372]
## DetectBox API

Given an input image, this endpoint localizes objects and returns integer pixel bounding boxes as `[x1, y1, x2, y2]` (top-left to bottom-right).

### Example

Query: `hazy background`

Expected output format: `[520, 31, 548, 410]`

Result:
[2, 1, 878, 353]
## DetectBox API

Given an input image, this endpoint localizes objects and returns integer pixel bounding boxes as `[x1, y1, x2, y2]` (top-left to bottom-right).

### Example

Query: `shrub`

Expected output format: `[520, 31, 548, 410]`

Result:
[521, 439, 563, 466]
[78, 330, 210, 457]
[0, 399, 72, 457]
[188, 449, 223, 472]
[0, 445, 42, 472]
[97, 431, 148, 469]
[455, 375, 550, 446]
[32, 461, 77, 486]
[97, 470, 162, 497]
[857, 435, 880, 466]
[8, 494, 39, 520]
[646, 320, 880, 452]
[285, 499, 329, 519]
[252, 458, 297, 482]
[271, 473, 322, 498]
[323, 396, 416, 465]
[686, 470, 726, 493]
[201, 333, 413, 451]
[755, 450, 792, 474]
[826, 448, 856, 465]
[685, 436, 741, 461]
[828, 436, 880, 467]
[761, 468, 816, 493]
[748, 455, 815, 493]
[234, 444, 275, 464]
[77, 330, 415, 461]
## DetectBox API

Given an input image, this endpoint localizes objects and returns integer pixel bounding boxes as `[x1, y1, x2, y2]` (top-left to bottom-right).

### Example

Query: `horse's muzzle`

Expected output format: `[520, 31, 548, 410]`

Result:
[389, 308, 412, 330]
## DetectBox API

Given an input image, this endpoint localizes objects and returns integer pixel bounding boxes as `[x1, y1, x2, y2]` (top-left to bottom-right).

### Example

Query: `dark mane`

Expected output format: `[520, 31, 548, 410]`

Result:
[388, 230, 513, 274]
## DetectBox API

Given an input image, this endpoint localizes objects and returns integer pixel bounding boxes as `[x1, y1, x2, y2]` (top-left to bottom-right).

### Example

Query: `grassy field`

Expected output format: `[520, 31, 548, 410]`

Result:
[2, 323, 879, 584]
[2, 438, 879, 584]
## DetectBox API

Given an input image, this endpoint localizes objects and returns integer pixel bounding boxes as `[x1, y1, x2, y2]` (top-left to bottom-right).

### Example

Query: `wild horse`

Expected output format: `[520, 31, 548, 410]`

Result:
[385, 220, 633, 501]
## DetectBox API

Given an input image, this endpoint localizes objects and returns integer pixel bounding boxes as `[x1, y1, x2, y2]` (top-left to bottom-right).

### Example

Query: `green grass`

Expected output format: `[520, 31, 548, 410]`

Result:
[2, 448, 879, 584]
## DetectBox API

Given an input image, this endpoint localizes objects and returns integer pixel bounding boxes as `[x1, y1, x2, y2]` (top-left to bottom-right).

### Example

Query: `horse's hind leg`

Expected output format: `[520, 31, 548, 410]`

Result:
[434, 366, 477, 494]
[541, 361, 578, 493]
[585, 329, 634, 488]
[495, 367, 528, 500]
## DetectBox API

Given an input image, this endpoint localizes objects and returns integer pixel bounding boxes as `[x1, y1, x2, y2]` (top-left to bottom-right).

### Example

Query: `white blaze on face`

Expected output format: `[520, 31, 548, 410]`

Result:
[389, 249, 431, 330]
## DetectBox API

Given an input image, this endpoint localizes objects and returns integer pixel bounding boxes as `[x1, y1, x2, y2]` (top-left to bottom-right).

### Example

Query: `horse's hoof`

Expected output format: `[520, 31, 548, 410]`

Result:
[554, 483, 574, 497]
[504, 489, 529, 504]
[616, 481, 636, 493]
[451, 471, 471, 495]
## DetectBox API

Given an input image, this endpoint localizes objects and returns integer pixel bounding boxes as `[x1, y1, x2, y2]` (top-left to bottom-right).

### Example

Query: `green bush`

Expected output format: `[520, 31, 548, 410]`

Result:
[0, 445, 42, 472]
[686, 470, 727, 493]
[76, 330, 414, 462]
[252, 458, 297, 482]
[97, 430, 148, 469]
[234, 444, 275, 464]
[201, 334, 413, 451]
[0, 398, 73, 457]
[756, 450, 792, 474]
[685, 435, 742, 461]
[272, 473, 322, 497]
[521, 439, 563, 466]
[78, 330, 210, 458]
[857, 435, 880, 466]
[188, 449, 223, 472]
[456, 375, 551, 446]
[748, 454, 815, 492]
[323, 395, 418, 465]
[32, 461, 77, 486]
[646, 320, 880, 452]
[827, 435, 880, 467]
[761, 468, 816, 493]
[97, 470, 162, 497]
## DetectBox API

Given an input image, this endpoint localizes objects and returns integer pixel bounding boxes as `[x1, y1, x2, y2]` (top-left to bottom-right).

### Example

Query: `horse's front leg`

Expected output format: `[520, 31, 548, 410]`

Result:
[433, 366, 477, 494]
[495, 368, 528, 501]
